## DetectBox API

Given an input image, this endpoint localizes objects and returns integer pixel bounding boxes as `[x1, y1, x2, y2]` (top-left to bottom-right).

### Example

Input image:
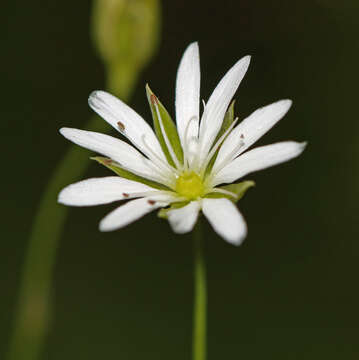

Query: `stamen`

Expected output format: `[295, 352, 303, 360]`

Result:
[142, 159, 176, 189]
[112, 159, 174, 189]
[141, 134, 180, 177]
[199, 117, 239, 177]
[182, 115, 199, 171]
[211, 135, 246, 176]
[148, 200, 156, 205]
[151, 95, 182, 170]
[195, 101, 206, 168]
[122, 193, 129, 198]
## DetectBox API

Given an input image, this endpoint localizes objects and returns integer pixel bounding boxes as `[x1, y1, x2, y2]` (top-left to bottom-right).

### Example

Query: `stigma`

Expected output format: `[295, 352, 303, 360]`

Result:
[175, 171, 205, 200]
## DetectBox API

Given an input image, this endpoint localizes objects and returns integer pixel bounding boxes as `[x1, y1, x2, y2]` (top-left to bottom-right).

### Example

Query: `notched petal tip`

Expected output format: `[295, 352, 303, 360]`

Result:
[185, 41, 199, 52]
[278, 99, 293, 113]
[88, 90, 99, 104]
[57, 190, 65, 204]
[230, 55, 251, 76]
[225, 222, 247, 246]
[88, 89, 105, 99]
[59, 127, 67, 136]
[291, 140, 308, 154]
[59, 127, 74, 140]
[202, 198, 247, 245]
[57, 186, 74, 206]
[269, 99, 293, 119]
[98, 221, 111, 232]
[277, 98, 292, 107]
[299, 141, 308, 151]
[231, 233, 247, 246]
[238, 55, 251, 69]
[88, 90, 108, 109]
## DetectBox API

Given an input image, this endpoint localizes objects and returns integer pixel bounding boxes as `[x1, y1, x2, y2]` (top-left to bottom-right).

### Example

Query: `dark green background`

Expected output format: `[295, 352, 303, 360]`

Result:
[2, 0, 358, 358]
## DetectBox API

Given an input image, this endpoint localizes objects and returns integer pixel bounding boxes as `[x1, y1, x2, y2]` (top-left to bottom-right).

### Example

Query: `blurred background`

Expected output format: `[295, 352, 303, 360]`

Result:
[1, 0, 359, 359]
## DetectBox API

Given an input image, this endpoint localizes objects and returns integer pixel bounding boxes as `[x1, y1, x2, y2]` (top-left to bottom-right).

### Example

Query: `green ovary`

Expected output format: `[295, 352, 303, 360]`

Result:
[175, 171, 205, 200]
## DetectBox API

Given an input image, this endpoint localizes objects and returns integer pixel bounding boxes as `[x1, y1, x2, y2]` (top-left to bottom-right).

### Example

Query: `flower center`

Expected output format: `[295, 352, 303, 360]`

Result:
[175, 171, 204, 200]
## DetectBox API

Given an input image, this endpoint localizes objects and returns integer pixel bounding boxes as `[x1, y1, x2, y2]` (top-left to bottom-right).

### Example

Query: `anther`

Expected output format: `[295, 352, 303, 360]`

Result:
[103, 159, 113, 165]
[240, 134, 244, 139]
[117, 121, 125, 132]
[150, 94, 158, 105]
[148, 199, 156, 205]
[122, 193, 129, 198]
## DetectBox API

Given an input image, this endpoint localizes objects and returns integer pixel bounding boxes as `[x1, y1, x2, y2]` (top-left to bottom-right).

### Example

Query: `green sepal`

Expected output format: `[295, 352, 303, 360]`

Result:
[146, 84, 183, 167]
[205, 100, 236, 176]
[157, 201, 189, 219]
[205, 180, 255, 202]
[91, 156, 169, 190]
[217, 99, 236, 140]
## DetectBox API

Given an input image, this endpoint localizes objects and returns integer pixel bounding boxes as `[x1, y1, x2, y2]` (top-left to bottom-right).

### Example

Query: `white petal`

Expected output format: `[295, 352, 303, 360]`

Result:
[198, 55, 251, 165]
[213, 141, 307, 186]
[58, 177, 158, 206]
[59, 127, 167, 184]
[99, 197, 166, 232]
[213, 100, 292, 171]
[202, 198, 247, 245]
[175, 42, 200, 149]
[167, 201, 200, 234]
[88, 90, 166, 161]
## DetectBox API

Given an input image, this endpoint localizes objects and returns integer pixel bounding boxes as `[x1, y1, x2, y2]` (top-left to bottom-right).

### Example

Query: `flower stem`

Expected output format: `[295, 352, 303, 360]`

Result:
[7, 2, 161, 359]
[193, 219, 207, 360]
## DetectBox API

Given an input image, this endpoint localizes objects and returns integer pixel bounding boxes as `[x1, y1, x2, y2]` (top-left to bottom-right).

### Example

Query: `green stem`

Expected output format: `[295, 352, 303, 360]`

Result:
[8, 108, 140, 360]
[6, 115, 115, 360]
[7, 1, 161, 357]
[193, 219, 207, 360]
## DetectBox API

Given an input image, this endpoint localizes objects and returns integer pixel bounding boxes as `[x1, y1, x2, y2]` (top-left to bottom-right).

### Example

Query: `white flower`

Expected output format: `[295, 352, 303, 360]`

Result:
[58, 42, 306, 245]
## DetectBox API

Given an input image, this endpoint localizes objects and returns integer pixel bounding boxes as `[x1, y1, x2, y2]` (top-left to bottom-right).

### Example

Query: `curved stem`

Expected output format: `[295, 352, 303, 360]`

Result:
[7, 2, 161, 359]
[6, 121, 103, 360]
[193, 219, 207, 360]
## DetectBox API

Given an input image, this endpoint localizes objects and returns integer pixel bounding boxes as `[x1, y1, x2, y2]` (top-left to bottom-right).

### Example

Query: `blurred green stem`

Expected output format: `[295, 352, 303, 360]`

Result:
[7, 113, 134, 360]
[193, 220, 207, 360]
[7, 1, 160, 360]
[6, 116, 110, 360]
